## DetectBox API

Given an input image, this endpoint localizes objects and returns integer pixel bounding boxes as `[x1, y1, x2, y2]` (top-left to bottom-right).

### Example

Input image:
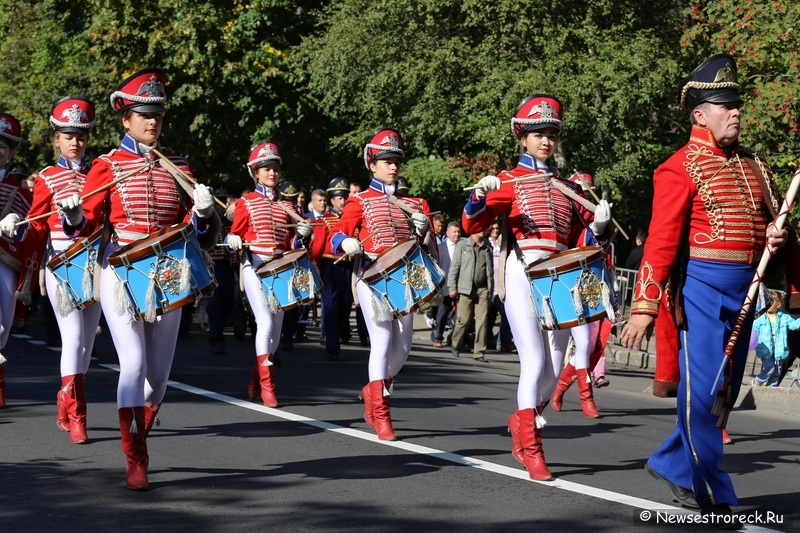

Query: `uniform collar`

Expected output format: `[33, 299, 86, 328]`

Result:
[119, 133, 159, 157]
[688, 125, 740, 157]
[255, 183, 278, 200]
[369, 177, 396, 196]
[56, 155, 87, 171]
[517, 152, 554, 173]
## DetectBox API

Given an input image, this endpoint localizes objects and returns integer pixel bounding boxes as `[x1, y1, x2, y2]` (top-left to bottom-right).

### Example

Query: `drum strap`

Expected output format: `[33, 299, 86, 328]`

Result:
[94, 196, 114, 301]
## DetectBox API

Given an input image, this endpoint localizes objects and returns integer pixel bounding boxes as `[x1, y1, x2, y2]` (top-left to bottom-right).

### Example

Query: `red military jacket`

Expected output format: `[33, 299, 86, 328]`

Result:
[16, 157, 93, 297]
[309, 210, 342, 267]
[462, 155, 596, 253]
[0, 167, 33, 272]
[632, 125, 774, 316]
[229, 184, 298, 259]
[328, 178, 430, 259]
[80, 135, 194, 244]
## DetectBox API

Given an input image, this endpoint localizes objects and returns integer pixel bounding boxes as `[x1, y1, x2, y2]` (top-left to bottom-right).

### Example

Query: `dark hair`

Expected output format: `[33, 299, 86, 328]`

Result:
[636, 231, 648, 243]
[432, 213, 445, 223]
[447, 221, 461, 230]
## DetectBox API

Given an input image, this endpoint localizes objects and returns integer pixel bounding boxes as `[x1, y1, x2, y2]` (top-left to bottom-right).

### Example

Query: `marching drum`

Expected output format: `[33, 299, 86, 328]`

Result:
[255, 248, 322, 312]
[108, 223, 216, 322]
[525, 245, 616, 330]
[361, 238, 444, 319]
[47, 226, 104, 311]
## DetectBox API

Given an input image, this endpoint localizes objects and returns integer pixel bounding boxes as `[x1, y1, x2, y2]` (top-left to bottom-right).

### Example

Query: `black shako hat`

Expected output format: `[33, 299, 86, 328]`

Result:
[680, 54, 742, 111]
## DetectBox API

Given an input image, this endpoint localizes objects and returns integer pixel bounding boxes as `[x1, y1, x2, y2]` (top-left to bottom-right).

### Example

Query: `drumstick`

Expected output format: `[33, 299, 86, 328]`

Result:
[462, 172, 554, 191]
[333, 228, 382, 264]
[572, 169, 630, 240]
[151, 148, 227, 209]
[16, 163, 148, 226]
[215, 242, 279, 247]
[549, 179, 597, 213]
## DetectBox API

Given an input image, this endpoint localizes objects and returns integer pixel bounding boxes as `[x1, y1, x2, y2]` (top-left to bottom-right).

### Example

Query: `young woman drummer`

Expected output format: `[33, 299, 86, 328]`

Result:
[328, 128, 432, 441]
[57, 68, 220, 490]
[226, 141, 313, 407]
[461, 96, 612, 480]
[14, 97, 103, 443]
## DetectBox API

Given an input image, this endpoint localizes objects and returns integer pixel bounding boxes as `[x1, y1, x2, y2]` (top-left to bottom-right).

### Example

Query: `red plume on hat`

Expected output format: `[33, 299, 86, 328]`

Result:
[110, 68, 167, 114]
[511, 95, 563, 138]
[568, 171, 594, 191]
[247, 141, 282, 176]
[50, 96, 96, 133]
[363, 128, 405, 169]
[0, 113, 22, 147]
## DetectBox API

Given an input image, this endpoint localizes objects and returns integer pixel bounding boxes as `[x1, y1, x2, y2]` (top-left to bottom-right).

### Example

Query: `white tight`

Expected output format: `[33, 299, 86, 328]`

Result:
[356, 279, 414, 381]
[241, 254, 284, 356]
[569, 320, 599, 370]
[504, 251, 570, 409]
[46, 243, 103, 376]
[100, 244, 181, 408]
[0, 261, 16, 350]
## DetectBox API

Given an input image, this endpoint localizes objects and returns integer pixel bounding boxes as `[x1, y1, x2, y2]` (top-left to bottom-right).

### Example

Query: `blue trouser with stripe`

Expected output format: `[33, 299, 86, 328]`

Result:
[647, 258, 755, 507]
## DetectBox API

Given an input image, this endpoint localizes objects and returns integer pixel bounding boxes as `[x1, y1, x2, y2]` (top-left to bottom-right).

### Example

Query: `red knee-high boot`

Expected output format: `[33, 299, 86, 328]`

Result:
[518, 408, 553, 481]
[368, 379, 396, 441]
[361, 382, 375, 428]
[119, 407, 149, 490]
[56, 376, 70, 431]
[507, 411, 524, 464]
[0, 361, 5, 409]
[551, 363, 576, 412]
[69, 374, 89, 443]
[246, 363, 260, 400]
[255, 354, 278, 407]
[144, 404, 161, 436]
[576, 368, 601, 418]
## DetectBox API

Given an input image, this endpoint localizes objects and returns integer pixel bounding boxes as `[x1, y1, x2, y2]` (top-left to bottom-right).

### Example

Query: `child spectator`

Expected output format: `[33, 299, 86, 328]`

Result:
[752, 290, 800, 387]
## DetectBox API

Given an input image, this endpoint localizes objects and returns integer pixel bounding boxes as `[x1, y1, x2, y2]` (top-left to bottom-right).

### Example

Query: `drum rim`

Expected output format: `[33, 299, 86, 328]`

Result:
[108, 223, 194, 266]
[538, 311, 606, 331]
[254, 248, 310, 277]
[46, 225, 104, 270]
[525, 245, 605, 277]
[361, 238, 418, 282]
[130, 279, 217, 321]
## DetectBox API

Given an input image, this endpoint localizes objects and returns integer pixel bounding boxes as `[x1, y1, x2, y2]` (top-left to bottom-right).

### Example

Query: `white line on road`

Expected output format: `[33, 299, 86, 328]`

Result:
[98, 364, 777, 532]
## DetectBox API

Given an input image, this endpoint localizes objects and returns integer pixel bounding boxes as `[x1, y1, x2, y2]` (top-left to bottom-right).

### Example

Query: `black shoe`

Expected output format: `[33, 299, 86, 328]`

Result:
[340, 337, 351, 345]
[280, 341, 294, 352]
[360, 339, 370, 347]
[645, 464, 699, 509]
[234, 329, 246, 341]
[701, 504, 742, 530]
[209, 343, 226, 355]
[473, 356, 489, 363]
[451, 347, 460, 358]
[327, 353, 339, 361]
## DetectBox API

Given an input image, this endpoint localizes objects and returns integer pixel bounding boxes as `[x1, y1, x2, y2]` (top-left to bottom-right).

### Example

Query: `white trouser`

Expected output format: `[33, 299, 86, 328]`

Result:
[569, 320, 600, 370]
[241, 254, 284, 356]
[100, 243, 181, 408]
[46, 241, 103, 376]
[0, 261, 16, 350]
[504, 251, 571, 410]
[356, 278, 414, 381]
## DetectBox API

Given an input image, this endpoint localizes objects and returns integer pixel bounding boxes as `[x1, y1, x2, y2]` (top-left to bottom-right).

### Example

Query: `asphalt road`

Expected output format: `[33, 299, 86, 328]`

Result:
[1, 313, 799, 533]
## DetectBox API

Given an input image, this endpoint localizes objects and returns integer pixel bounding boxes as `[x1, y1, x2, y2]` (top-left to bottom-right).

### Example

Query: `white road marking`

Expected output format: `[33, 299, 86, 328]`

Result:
[98, 363, 776, 532]
[11, 334, 32, 339]
[28, 340, 46, 345]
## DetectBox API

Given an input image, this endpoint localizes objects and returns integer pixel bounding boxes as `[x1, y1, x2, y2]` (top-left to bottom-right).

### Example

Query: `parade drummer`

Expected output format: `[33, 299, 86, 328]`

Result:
[309, 177, 353, 361]
[226, 142, 313, 407]
[328, 128, 432, 441]
[620, 55, 799, 520]
[0, 113, 33, 409]
[276, 180, 305, 353]
[1, 98, 103, 443]
[461, 96, 612, 480]
[55, 68, 220, 490]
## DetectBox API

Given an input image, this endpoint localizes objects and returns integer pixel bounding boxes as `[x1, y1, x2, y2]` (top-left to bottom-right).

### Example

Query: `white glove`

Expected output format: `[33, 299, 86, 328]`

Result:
[58, 193, 84, 226]
[341, 237, 363, 256]
[193, 184, 215, 218]
[474, 175, 501, 200]
[295, 220, 313, 238]
[590, 199, 612, 235]
[0, 213, 19, 238]
[227, 234, 243, 251]
[411, 212, 429, 235]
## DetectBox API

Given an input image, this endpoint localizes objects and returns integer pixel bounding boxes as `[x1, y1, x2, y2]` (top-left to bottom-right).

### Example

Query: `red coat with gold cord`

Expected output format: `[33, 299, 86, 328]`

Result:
[309, 211, 340, 267]
[229, 184, 297, 259]
[631, 125, 776, 317]
[0, 169, 33, 271]
[328, 178, 430, 258]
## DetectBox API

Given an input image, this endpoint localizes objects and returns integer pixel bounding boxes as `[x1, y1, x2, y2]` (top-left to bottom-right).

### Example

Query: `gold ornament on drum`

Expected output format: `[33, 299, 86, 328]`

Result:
[403, 262, 427, 291]
[151, 254, 183, 295]
[577, 270, 603, 308]
[290, 267, 312, 293]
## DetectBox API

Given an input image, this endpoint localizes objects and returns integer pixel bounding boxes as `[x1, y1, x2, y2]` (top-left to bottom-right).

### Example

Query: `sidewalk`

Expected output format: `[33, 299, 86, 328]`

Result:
[410, 312, 800, 418]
